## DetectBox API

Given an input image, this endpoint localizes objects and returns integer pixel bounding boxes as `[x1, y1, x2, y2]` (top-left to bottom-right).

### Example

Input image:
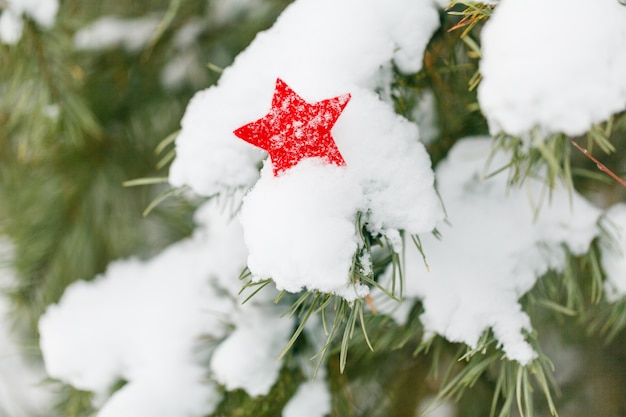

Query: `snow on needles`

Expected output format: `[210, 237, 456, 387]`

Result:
[380, 138, 602, 364]
[0, 239, 53, 417]
[38, 202, 292, 417]
[169, 0, 441, 194]
[478, 0, 626, 138]
[600, 204, 626, 301]
[283, 378, 331, 417]
[73, 16, 160, 52]
[0, 0, 58, 44]
[170, 0, 444, 299]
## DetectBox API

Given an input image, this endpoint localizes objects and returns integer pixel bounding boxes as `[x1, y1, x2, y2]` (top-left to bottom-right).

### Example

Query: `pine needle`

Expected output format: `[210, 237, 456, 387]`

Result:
[155, 130, 179, 155]
[122, 177, 169, 187]
[142, 186, 184, 217]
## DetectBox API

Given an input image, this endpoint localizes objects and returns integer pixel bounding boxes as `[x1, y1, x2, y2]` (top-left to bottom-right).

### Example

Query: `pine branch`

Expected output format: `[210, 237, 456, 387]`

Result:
[446, 1, 496, 38]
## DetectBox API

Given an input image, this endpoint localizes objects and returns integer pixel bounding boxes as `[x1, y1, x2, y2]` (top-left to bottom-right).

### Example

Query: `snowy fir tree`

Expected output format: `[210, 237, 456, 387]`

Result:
[2, 0, 626, 416]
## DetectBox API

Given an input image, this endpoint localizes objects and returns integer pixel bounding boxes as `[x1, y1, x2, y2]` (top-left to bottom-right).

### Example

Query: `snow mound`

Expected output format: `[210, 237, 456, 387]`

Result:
[170, 0, 444, 299]
[169, 0, 441, 195]
[38, 202, 290, 417]
[382, 137, 601, 363]
[478, 0, 626, 138]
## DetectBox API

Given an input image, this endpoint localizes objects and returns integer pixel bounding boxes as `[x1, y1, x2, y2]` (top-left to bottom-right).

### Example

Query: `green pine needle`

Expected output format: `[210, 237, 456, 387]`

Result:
[154, 130, 179, 155]
[142, 187, 184, 217]
[122, 177, 170, 187]
[423, 333, 559, 417]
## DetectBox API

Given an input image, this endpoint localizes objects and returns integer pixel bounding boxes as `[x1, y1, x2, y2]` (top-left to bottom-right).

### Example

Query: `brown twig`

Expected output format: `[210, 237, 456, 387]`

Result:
[571, 140, 626, 187]
[365, 294, 377, 315]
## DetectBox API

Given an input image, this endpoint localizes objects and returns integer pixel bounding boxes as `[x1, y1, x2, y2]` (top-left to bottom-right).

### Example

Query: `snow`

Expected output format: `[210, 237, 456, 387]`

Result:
[420, 398, 457, 417]
[282, 320, 332, 417]
[208, 0, 269, 25]
[73, 16, 160, 52]
[478, 0, 626, 138]
[378, 137, 602, 363]
[169, 0, 441, 195]
[241, 161, 365, 299]
[8, 0, 626, 414]
[240, 87, 443, 299]
[0, 239, 53, 417]
[0, 0, 58, 44]
[411, 89, 439, 145]
[282, 378, 331, 417]
[599, 203, 626, 301]
[210, 304, 292, 396]
[13, 0, 57, 27]
[38, 202, 290, 417]
[172, 20, 205, 49]
[0, 10, 23, 45]
[161, 20, 207, 89]
[170, 0, 444, 300]
[161, 50, 204, 89]
[233, 78, 350, 175]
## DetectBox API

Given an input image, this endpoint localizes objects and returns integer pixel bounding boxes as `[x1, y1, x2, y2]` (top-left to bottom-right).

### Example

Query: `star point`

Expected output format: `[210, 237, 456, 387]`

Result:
[233, 78, 351, 176]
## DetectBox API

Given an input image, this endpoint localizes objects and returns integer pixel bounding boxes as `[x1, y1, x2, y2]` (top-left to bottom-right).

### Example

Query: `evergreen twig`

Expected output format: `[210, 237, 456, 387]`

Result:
[570, 140, 626, 187]
[446, 2, 496, 38]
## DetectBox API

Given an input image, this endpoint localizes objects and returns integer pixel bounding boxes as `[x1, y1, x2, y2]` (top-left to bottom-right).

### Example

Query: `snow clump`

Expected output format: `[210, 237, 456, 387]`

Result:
[38, 202, 291, 417]
[378, 137, 602, 363]
[0, 0, 58, 44]
[170, 0, 444, 299]
[478, 0, 626, 138]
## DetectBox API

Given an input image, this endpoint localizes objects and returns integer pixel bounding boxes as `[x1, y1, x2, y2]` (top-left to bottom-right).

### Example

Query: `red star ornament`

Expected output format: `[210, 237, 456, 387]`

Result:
[233, 78, 351, 176]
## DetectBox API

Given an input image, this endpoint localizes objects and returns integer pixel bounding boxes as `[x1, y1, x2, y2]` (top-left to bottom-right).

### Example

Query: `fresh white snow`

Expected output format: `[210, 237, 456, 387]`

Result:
[600, 203, 626, 301]
[30, 0, 626, 414]
[0, 239, 53, 417]
[38, 202, 290, 417]
[0, 0, 58, 44]
[419, 397, 457, 417]
[73, 16, 160, 52]
[282, 378, 331, 417]
[170, 0, 444, 299]
[169, 0, 441, 195]
[208, 0, 270, 26]
[0, 10, 23, 45]
[478, 0, 626, 138]
[378, 137, 602, 363]
[241, 160, 366, 299]
[210, 303, 292, 396]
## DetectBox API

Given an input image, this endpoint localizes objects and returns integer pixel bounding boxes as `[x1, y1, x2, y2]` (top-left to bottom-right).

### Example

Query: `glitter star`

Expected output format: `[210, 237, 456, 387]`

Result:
[233, 78, 351, 176]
